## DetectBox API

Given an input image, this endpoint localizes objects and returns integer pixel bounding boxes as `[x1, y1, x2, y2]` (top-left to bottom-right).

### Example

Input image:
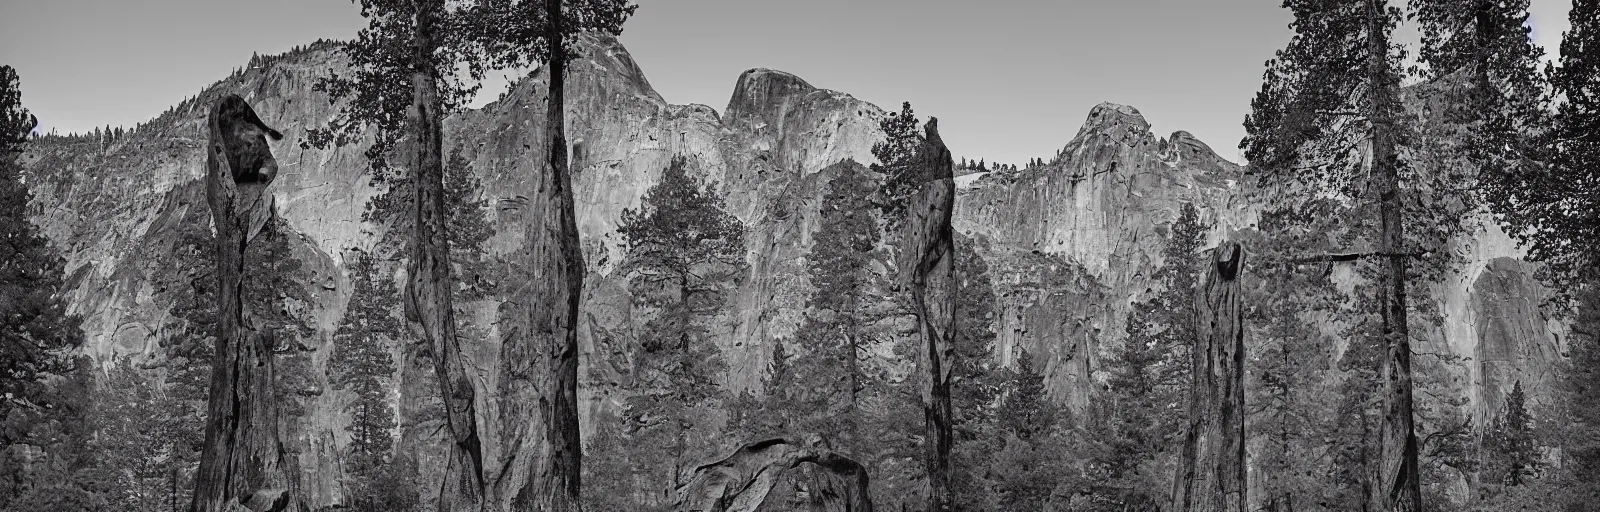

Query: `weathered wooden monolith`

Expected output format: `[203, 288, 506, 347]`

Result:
[899, 118, 956, 512]
[191, 94, 294, 512]
[1172, 240, 1247, 512]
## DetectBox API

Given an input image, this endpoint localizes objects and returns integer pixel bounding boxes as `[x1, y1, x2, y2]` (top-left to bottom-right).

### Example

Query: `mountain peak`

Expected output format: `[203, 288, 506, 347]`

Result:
[725, 68, 818, 121]
[568, 33, 659, 101]
[1080, 102, 1150, 135]
[1165, 130, 1217, 157]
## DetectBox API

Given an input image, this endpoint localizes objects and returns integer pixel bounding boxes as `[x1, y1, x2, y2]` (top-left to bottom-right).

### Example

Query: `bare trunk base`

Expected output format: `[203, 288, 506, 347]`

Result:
[1171, 241, 1247, 512]
[192, 95, 295, 512]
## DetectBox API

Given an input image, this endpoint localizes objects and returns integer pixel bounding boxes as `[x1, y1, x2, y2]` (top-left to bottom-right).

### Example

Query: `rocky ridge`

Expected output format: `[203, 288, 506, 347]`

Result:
[18, 34, 1563, 507]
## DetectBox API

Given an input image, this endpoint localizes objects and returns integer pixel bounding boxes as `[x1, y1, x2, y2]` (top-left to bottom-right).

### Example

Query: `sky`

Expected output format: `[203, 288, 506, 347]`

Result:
[0, 0, 1576, 166]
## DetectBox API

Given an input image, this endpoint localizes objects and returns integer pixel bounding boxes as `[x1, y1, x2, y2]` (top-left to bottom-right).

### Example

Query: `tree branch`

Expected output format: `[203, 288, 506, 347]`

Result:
[1288, 251, 1429, 264]
[1317, 110, 1367, 118]
[1419, 417, 1471, 454]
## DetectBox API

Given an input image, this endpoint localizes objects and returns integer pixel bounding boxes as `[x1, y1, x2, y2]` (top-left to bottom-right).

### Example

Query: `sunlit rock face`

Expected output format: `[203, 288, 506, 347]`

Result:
[21, 43, 367, 507]
[20, 34, 887, 508]
[19, 31, 1563, 508]
[951, 102, 1257, 406]
[1466, 257, 1564, 420]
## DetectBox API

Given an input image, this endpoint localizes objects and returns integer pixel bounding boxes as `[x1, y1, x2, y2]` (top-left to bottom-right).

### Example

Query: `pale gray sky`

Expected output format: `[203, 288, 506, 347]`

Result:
[0, 0, 1575, 165]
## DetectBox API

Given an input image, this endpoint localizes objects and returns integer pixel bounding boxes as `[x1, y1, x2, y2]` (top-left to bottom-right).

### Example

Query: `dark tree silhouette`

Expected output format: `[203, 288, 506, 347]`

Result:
[1172, 242, 1248, 512]
[0, 66, 83, 432]
[618, 156, 744, 506]
[191, 95, 294, 512]
[1241, 1, 1421, 509]
[1478, 1, 1600, 286]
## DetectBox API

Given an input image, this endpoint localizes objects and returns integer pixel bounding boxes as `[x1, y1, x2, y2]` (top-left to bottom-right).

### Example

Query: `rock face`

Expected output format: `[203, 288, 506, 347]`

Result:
[952, 102, 1255, 407]
[22, 43, 358, 507]
[17, 33, 1563, 508]
[1467, 257, 1564, 421]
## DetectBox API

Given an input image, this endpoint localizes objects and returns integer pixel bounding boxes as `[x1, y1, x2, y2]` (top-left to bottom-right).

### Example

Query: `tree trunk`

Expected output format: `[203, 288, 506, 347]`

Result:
[1473, 0, 1493, 109]
[845, 321, 860, 452]
[1273, 344, 1295, 512]
[1365, 0, 1421, 510]
[901, 119, 955, 512]
[403, 2, 485, 510]
[503, 0, 584, 509]
[191, 95, 294, 512]
[1170, 241, 1247, 512]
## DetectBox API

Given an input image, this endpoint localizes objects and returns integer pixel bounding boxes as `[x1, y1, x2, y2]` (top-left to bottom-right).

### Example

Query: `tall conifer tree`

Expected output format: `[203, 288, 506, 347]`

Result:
[1485, 1, 1600, 285]
[1242, 1, 1421, 509]
[0, 65, 82, 426]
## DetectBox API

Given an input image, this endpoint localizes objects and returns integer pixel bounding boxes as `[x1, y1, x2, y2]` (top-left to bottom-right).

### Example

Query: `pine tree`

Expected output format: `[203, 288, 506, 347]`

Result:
[330, 250, 404, 508]
[1152, 203, 1208, 391]
[997, 350, 1052, 443]
[1411, 0, 1550, 281]
[949, 233, 1002, 510]
[617, 156, 744, 506]
[442, 145, 495, 300]
[75, 361, 171, 511]
[0, 65, 83, 429]
[874, 101, 925, 226]
[1245, 205, 1345, 512]
[947, 236, 998, 432]
[249, 218, 318, 415]
[1, 360, 102, 512]
[578, 409, 638, 511]
[1087, 294, 1173, 509]
[725, 164, 890, 508]
[745, 162, 879, 452]
[986, 348, 1070, 512]
[1330, 334, 1385, 509]
[1079, 203, 1208, 509]
[1479, 1, 1600, 286]
[309, 1, 474, 174]
[1242, 1, 1422, 509]
[1558, 285, 1600, 508]
[0, 66, 35, 152]
[1409, 0, 1541, 124]
[1483, 381, 1539, 488]
[725, 342, 789, 439]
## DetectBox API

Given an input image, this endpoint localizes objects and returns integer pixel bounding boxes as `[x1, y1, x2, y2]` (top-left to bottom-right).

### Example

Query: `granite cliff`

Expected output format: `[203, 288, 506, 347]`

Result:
[17, 34, 1563, 508]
